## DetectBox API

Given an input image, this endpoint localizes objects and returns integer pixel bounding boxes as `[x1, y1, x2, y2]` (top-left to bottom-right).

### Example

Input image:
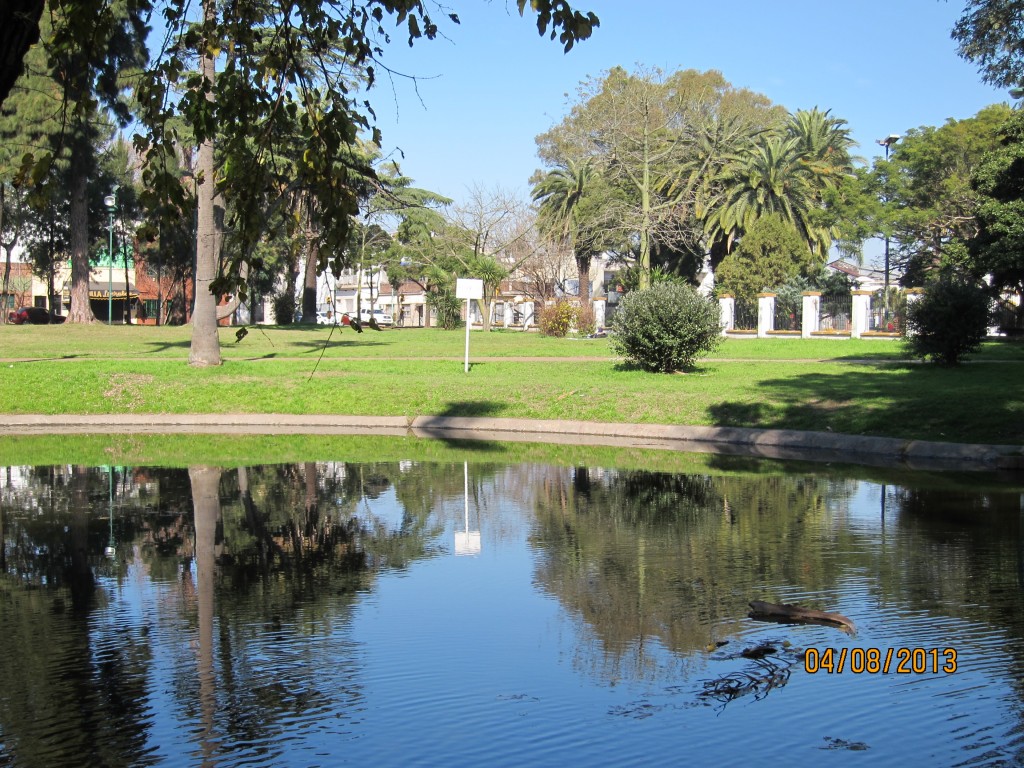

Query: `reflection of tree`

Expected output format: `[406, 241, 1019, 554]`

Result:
[529, 466, 840, 680]
[865, 486, 1024, 625]
[0, 460, 456, 765]
[190, 466, 220, 767]
[0, 466, 154, 766]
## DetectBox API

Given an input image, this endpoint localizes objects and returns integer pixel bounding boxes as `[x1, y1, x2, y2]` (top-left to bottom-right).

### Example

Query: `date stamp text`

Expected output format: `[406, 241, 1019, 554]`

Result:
[804, 647, 957, 674]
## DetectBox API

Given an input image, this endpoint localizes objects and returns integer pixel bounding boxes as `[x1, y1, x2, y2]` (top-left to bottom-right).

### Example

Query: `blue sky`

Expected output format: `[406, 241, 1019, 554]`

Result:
[368, 0, 1007, 207]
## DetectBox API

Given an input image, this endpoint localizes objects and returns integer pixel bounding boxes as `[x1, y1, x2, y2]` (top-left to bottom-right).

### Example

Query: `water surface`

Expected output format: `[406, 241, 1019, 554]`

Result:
[1, 457, 1022, 766]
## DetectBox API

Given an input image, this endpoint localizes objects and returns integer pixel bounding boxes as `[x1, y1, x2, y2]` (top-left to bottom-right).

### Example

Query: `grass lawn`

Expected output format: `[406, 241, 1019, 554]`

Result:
[2, 323, 1022, 446]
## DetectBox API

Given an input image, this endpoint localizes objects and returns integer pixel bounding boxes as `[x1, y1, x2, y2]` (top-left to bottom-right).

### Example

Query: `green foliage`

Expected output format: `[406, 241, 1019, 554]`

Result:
[952, 0, 1024, 88]
[535, 66, 786, 289]
[903, 277, 992, 365]
[775, 275, 810, 327]
[538, 299, 578, 337]
[427, 289, 462, 330]
[610, 282, 722, 372]
[272, 291, 296, 325]
[970, 108, 1024, 298]
[714, 214, 815, 307]
[615, 264, 686, 293]
[878, 104, 1012, 283]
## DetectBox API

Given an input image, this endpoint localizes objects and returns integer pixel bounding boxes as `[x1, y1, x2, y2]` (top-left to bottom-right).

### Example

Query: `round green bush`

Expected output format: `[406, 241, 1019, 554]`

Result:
[610, 283, 723, 372]
[903, 277, 992, 365]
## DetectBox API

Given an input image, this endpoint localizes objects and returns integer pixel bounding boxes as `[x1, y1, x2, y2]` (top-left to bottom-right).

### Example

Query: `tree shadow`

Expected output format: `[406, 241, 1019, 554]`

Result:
[707, 363, 1024, 445]
[143, 340, 191, 353]
[612, 361, 717, 375]
[415, 400, 510, 452]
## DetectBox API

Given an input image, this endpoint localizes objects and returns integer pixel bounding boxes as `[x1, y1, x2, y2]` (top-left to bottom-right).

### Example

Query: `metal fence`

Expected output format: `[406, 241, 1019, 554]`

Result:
[734, 299, 757, 331]
[819, 293, 851, 332]
[871, 288, 907, 333]
[773, 297, 802, 332]
[993, 300, 1024, 336]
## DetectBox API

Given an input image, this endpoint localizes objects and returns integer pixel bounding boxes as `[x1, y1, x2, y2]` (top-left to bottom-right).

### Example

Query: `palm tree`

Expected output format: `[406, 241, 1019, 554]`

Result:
[710, 134, 835, 259]
[532, 158, 598, 305]
[787, 107, 857, 190]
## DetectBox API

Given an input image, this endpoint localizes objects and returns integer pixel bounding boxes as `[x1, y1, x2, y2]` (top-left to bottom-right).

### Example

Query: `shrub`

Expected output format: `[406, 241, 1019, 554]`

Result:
[903, 277, 992, 365]
[428, 289, 462, 329]
[610, 283, 722, 372]
[575, 303, 597, 336]
[272, 292, 296, 325]
[538, 300, 577, 337]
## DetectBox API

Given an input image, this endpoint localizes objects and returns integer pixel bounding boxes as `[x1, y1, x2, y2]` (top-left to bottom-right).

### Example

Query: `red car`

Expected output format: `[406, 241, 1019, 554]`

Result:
[7, 306, 66, 325]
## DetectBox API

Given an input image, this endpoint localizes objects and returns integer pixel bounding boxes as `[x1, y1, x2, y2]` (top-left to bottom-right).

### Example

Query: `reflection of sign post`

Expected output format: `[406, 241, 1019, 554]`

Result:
[455, 461, 481, 556]
[455, 278, 483, 373]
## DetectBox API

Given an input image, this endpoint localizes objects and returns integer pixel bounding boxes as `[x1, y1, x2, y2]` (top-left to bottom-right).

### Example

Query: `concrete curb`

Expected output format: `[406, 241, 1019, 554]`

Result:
[409, 416, 1024, 472]
[2, 413, 1022, 472]
[0, 413, 412, 436]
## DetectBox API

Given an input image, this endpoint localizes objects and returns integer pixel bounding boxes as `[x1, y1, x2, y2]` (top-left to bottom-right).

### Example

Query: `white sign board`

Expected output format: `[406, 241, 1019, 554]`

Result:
[455, 278, 484, 300]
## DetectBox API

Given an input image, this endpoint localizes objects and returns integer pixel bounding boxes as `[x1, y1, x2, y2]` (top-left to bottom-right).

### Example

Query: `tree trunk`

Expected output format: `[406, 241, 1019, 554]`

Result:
[576, 253, 592, 307]
[482, 296, 493, 331]
[67, 144, 94, 323]
[188, 0, 222, 366]
[123, 234, 132, 324]
[1, 185, 8, 322]
[301, 214, 317, 324]
[2, 247, 11, 324]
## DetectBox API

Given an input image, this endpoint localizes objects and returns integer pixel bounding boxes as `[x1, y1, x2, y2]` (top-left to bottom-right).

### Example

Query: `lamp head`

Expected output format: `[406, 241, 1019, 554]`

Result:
[104, 185, 120, 211]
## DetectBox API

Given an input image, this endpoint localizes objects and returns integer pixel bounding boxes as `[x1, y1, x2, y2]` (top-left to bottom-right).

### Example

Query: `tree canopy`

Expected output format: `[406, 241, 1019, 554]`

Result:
[952, 0, 1024, 89]
[1, 0, 598, 356]
[969, 107, 1024, 296]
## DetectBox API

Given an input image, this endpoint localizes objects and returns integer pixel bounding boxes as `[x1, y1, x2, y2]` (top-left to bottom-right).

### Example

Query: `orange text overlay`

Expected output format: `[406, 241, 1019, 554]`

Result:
[804, 647, 958, 674]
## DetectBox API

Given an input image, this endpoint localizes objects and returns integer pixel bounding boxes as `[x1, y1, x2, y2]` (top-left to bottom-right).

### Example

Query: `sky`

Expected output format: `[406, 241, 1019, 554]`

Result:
[366, 0, 1008, 209]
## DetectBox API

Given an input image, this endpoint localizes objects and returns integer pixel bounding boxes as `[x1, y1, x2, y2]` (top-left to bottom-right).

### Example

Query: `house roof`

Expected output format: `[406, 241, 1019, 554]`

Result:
[827, 260, 861, 277]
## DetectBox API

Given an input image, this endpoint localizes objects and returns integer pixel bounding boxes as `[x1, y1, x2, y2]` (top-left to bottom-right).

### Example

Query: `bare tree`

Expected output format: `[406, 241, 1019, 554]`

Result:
[442, 185, 539, 330]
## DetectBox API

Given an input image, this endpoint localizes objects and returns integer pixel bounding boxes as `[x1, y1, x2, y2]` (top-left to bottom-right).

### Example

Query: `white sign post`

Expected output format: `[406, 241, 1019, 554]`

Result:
[455, 278, 484, 373]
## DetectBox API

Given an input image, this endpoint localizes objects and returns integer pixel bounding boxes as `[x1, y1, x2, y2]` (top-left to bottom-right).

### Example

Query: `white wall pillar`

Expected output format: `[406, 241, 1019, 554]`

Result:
[801, 292, 821, 338]
[593, 297, 606, 331]
[718, 295, 735, 336]
[757, 293, 776, 338]
[851, 291, 872, 338]
[522, 302, 535, 330]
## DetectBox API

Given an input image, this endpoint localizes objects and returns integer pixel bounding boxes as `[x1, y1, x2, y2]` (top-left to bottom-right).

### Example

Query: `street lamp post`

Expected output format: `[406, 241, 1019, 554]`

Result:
[103, 186, 119, 324]
[876, 134, 899, 328]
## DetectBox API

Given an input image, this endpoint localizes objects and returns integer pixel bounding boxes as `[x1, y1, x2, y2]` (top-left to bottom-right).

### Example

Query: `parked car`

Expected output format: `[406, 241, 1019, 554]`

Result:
[358, 307, 394, 326]
[316, 310, 338, 325]
[8, 306, 66, 325]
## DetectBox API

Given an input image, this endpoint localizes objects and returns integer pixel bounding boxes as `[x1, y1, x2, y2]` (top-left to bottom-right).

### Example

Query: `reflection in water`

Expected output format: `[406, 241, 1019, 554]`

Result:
[0, 460, 1022, 766]
[455, 462, 482, 556]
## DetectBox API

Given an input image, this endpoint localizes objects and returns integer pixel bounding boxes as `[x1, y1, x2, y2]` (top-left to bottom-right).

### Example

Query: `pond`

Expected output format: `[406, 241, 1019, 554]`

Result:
[1, 442, 1023, 767]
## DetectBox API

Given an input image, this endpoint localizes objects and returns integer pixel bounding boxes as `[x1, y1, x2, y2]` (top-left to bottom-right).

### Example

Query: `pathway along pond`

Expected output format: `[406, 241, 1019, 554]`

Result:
[1, 452, 1023, 766]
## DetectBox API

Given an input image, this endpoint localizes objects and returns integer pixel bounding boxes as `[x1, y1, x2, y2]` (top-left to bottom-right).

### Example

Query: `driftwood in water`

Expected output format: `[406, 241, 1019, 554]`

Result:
[748, 601, 856, 634]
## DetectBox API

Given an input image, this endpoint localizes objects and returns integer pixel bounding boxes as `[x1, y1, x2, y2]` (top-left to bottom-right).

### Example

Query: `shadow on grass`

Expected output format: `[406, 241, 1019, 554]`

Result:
[707, 363, 1024, 445]
[611, 361, 718, 375]
[415, 400, 509, 452]
[437, 400, 504, 418]
[830, 352, 910, 363]
[17, 354, 85, 362]
[144, 340, 190, 354]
